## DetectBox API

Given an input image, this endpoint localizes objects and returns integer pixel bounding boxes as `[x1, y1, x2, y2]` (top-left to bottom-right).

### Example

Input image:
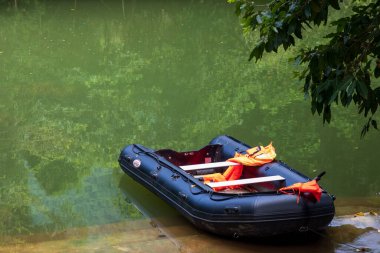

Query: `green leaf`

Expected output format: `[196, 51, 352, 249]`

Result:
[324, 32, 337, 39]
[272, 1, 283, 12]
[361, 123, 369, 138]
[288, 22, 296, 35]
[275, 21, 283, 28]
[309, 55, 319, 75]
[304, 74, 311, 95]
[316, 101, 323, 114]
[289, 3, 296, 13]
[330, 0, 340, 10]
[294, 25, 302, 39]
[304, 4, 311, 18]
[294, 56, 302, 66]
[323, 105, 331, 124]
[374, 87, 380, 101]
[371, 119, 378, 130]
[364, 60, 372, 71]
[328, 89, 339, 105]
[343, 35, 350, 45]
[265, 40, 274, 52]
[364, 105, 371, 117]
[273, 35, 282, 50]
[256, 15, 263, 24]
[346, 80, 355, 97]
[249, 42, 264, 61]
[288, 35, 295, 46]
[341, 91, 353, 107]
[371, 101, 378, 114]
[311, 100, 317, 114]
[375, 67, 380, 78]
[304, 21, 313, 29]
[234, 2, 242, 15]
[356, 80, 369, 99]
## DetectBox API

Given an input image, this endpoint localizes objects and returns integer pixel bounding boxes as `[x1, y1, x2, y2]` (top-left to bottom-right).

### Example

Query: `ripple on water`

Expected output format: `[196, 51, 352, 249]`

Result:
[328, 213, 380, 253]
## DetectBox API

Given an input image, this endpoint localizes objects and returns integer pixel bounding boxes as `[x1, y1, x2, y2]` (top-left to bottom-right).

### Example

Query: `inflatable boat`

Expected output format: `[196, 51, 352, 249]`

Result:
[118, 135, 335, 237]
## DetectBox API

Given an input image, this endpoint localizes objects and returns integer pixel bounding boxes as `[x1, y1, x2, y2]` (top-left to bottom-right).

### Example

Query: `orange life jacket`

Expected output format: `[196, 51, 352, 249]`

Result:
[224, 142, 276, 180]
[278, 179, 322, 203]
[202, 143, 276, 191]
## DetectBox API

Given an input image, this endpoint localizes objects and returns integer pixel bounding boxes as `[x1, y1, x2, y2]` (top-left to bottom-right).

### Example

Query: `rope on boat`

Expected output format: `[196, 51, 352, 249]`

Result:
[188, 181, 205, 195]
[209, 191, 237, 201]
[308, 227, 370, 252]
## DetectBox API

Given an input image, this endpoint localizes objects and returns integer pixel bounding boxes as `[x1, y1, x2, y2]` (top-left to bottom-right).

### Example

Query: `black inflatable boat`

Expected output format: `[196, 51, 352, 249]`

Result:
[118, 135, 335, 237]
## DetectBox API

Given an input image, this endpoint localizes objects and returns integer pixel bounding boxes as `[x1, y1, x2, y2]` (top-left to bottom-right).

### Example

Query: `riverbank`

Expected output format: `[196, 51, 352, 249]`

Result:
[1, 202, 379, 253]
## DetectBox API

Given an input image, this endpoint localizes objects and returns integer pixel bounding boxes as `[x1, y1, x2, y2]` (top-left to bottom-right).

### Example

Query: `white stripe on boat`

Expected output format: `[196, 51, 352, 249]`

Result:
[206, 175, 285, 188]
[180, 161, 240, 171]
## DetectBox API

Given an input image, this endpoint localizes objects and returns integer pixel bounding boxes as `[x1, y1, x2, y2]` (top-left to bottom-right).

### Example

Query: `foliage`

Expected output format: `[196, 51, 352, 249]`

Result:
[229, 0, 380, 136]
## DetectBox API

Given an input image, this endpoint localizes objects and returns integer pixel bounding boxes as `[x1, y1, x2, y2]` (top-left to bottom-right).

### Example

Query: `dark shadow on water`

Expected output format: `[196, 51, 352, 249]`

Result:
[118, 175, 189, 228]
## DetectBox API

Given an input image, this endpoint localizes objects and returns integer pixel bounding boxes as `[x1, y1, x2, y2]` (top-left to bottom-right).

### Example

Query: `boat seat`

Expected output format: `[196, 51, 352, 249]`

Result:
[179, 161, 240, 171]
[206, 175, 285, 188]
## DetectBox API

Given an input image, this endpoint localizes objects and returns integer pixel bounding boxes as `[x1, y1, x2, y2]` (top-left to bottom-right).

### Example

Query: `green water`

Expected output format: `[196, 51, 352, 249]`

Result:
[0, 0, 379, 251]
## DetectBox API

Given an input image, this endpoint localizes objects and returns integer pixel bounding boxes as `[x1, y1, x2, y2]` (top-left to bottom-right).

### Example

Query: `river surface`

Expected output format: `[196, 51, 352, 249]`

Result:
[0, 0, 379, 252]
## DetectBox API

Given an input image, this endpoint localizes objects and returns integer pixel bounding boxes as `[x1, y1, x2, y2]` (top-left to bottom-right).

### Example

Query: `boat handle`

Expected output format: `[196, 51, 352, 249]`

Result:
[150, 171, 159, 180]
[178, 192, 187, 201]
[171, 173, 180, 180]
[224, 206, 240, 214]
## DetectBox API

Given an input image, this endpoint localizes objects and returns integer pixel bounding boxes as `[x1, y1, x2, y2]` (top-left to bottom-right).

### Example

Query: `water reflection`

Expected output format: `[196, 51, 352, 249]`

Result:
[119, 175, 380, 253]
